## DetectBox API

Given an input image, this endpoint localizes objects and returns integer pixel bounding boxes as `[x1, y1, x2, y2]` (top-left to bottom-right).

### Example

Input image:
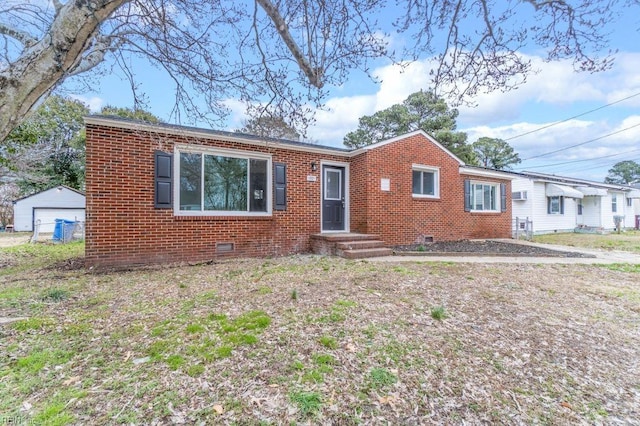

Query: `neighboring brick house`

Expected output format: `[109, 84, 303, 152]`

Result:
[85, 116, 513, 267]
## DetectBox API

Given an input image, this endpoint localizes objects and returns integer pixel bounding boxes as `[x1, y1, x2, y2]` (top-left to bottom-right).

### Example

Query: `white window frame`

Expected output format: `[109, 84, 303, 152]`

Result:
[627, 198, 633, 207]
[612, 195, 617, 213]
[470, 181, 499, 212]
[174, 145, 272, 216]
[412, 164, 440, 199]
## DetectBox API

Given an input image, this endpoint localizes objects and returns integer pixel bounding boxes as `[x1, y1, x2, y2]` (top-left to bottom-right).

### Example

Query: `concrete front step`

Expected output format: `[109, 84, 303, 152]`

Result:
[340, 247, 393, 259]
[310, 233, 381, 242]
[336, 240, 386, 251]
[310, 233, 391, 258]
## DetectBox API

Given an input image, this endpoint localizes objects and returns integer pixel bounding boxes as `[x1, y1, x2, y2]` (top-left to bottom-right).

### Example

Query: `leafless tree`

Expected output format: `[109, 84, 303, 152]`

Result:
[0, 181, 19, 227]
[0, 0, 627, 143]
[237, 114, 302, 140]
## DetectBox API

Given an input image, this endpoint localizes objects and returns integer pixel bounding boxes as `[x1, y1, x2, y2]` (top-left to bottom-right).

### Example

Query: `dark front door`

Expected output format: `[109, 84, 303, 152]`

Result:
[322, 165, 345, 231]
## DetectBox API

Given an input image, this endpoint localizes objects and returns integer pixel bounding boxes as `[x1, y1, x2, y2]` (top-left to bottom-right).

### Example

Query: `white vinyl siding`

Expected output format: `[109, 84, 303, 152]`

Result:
[604, 192, 626, 229]
[511, 179, 535, 226]
[13, 187, 85, 232]
[531, 182, 577, 233]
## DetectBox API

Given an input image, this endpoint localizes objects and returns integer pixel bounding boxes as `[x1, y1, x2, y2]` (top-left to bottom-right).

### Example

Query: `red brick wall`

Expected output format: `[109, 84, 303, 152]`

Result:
[350, 134, 512, 245]
[86, 124, 511, 267]
[348, 152, 368, 234]
[85, 123, 345, 267]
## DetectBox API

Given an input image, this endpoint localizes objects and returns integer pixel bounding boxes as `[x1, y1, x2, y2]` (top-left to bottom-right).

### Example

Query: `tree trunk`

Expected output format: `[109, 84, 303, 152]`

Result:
[0, 0, 128, 142]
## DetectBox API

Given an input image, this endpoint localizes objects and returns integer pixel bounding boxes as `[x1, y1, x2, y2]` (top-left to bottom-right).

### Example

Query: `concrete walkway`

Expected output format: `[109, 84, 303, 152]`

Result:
[370, 239, 640, 264]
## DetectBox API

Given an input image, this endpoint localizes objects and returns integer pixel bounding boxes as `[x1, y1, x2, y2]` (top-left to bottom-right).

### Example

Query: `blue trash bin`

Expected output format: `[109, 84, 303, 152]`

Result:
[53, 219, 76, 242]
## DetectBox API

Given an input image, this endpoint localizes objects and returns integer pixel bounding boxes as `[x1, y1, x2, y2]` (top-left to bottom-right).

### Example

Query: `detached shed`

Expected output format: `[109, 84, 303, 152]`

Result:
[13, 186, 85, 232]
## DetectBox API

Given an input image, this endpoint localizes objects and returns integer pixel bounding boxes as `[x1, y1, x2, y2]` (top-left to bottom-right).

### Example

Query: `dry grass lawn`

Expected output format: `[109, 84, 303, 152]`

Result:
[533, 230, 640, 253]
[1, 241, 639, 424]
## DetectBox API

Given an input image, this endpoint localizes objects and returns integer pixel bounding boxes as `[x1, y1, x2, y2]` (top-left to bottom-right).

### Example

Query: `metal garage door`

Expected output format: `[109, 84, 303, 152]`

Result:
[33, 208, 85, 233]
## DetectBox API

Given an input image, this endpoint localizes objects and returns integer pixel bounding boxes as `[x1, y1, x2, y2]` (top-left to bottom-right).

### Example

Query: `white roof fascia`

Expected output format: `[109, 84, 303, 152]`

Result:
[13, 185, 85, 204]
[519, 171, 631, 191]
[350, 130, 465, 165]
[459, 167, 517, 180]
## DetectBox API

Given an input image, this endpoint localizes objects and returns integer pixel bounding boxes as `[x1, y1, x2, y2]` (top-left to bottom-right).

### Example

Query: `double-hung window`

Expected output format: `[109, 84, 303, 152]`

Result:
[464, 180, 506, 212]
[547, 196, 564, 214]
[470, 182, 498, 211]
[177, 147, 272, 215]
[612, 196, 617, 213]
[412, 165, 439, 198]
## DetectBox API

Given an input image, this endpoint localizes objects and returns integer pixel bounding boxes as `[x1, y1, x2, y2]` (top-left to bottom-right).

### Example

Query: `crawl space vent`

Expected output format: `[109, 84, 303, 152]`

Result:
[216, 242, 235, 253]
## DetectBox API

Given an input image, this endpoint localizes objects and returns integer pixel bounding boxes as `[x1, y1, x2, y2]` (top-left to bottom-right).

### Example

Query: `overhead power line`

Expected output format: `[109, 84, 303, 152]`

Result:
[556, 156, 640, 175]
[522, 122, 640, 161]
[516, 147, 640, 170]
[505, 90, 640, 141]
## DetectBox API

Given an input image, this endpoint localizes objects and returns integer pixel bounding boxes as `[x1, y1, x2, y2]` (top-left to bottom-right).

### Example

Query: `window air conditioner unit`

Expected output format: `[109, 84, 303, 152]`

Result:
[512, 191, 528, 200]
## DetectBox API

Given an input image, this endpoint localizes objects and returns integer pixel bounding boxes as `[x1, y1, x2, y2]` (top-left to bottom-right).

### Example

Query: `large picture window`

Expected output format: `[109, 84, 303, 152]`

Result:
[412, 165, 439, 198]
[177, 148, 271, 215]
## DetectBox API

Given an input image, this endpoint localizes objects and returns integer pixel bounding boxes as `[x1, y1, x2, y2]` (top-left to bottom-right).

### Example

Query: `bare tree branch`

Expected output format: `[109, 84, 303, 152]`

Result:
[0, 0, 637, 144]
[256, 0, 323, 88]
[0, 22, 37, 47]
[68, 35, 122, 76]
[52, 0, 63, 15]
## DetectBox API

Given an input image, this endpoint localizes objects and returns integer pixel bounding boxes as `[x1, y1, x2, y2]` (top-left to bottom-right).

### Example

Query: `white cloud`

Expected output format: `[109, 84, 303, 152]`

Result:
[69, 95, 104, 112]
[463, 117, 640, 182]
[305, 49, 640, 180]
[308, 59, 438, 145]
[372, 60, 435, 110]
[221, 98, 247, 131]
[458, 52, 640, 125]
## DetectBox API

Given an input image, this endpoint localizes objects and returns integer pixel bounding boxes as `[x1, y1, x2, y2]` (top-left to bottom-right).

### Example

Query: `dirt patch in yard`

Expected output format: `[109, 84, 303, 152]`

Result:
[0, 232, 31, 247]
[1, 251, 638, 424]
[394, 239, 594, 257]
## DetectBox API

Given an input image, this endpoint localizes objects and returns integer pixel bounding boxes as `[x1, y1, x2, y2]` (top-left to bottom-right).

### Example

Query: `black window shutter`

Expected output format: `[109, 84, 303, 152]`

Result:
[274, 162, 287, 211]
[500, 183, 507, 212]
[155, 151, 173, 208]
[464, 179, 471, 212]
[560, 196, 564, 214]
[547, 197, 551, 214]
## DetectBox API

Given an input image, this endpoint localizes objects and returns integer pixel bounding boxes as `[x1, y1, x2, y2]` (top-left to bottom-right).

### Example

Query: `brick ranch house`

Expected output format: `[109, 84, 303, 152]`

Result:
[85, 116, 514, 267]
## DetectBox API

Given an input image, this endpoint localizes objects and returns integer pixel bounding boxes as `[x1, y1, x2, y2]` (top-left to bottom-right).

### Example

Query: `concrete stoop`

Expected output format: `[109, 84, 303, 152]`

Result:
[574, 226, 607, 234]
[310, 233, 392, 259]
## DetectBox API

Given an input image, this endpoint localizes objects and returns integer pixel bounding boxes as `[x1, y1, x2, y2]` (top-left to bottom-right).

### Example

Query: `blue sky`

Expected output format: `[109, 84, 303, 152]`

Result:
[69, 2, 640, 183]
